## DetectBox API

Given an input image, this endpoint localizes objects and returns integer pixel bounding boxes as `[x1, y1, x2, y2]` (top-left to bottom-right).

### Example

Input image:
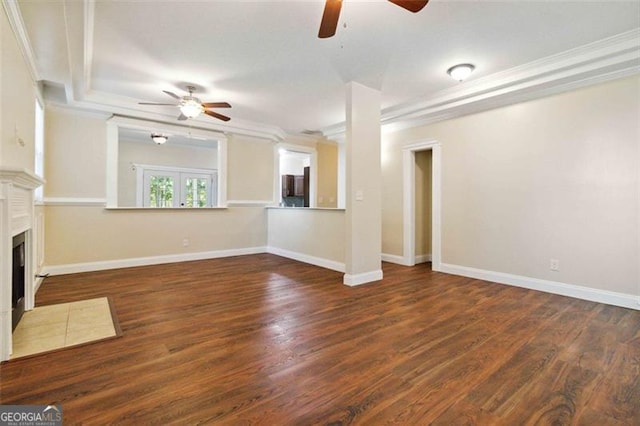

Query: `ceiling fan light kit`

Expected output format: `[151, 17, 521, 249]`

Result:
[447, 63, 475, 82]
[139, 85, 231, 122]
[180, 98, 204, 119]
[150, 133, 168, 144]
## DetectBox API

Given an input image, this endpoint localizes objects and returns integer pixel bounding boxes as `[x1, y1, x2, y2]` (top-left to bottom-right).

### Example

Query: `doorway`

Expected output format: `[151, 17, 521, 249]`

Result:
[402, 140, 441, 270]
[276, 144, 317, 208]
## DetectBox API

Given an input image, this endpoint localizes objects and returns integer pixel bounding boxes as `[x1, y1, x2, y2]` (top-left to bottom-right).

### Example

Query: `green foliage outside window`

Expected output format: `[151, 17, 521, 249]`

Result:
[150, 176, 174, 208]
[185, 178, 208, 208]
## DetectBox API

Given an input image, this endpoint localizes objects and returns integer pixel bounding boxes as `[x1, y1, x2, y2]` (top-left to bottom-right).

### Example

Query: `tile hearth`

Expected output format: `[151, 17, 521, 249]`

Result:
[10, 297, 120, 359]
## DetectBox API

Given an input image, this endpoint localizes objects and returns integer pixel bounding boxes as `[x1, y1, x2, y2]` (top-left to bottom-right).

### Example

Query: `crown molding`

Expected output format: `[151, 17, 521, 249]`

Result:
[108, 115, 229, 143]
[323, 28, 640, 138]
[8, 0, 639, 143]
[2, 0, 39, 82]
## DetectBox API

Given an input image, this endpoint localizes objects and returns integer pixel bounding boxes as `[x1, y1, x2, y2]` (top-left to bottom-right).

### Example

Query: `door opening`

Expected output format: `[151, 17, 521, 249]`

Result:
[414, 150, 432, 264]
[402, 140, 441, 270]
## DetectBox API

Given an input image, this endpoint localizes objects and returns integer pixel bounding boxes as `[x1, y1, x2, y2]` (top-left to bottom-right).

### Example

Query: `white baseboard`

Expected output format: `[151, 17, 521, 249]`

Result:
[343, 269, 384, 286]
[43, 247, 267, 276]
[440, 263, 639, 311]
[381, 253, 432, 266]
[266, 246, 345, 273]
[381, 253, 411, 266]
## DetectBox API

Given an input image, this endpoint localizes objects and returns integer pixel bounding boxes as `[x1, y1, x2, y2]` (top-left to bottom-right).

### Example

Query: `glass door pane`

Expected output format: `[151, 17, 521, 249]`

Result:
[181, 173, 211, 208]
[143, 171, 179, 207]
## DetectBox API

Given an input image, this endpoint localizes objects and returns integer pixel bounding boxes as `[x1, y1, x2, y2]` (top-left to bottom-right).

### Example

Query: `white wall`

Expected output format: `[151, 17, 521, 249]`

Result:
[280, 152, 309, 176]
[382, 75, 639, 299]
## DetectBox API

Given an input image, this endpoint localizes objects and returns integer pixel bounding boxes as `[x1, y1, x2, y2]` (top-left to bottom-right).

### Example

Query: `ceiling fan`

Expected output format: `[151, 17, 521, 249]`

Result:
[139, 86, 231, 122]
[319, 0, 429, 38]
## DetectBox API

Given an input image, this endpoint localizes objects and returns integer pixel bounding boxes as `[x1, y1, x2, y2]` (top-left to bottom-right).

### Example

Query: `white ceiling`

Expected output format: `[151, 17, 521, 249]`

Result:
[14, 0, 640, 138]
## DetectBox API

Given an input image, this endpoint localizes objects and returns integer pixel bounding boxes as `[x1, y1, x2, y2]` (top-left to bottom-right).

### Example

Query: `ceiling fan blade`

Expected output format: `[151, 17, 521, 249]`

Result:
[202, 102, 231, 108]
[163, 90, 182, 100]
[388, 0, 428, 13]
[138, 102, 177, 106]
[177, 113, 188, 121]
[204, 110, 231, 122]
[318, 0, 342, 39]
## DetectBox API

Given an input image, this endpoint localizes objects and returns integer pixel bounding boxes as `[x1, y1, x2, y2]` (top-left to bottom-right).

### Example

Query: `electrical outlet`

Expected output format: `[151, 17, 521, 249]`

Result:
[550, 259, 560, 271]
[182, 238, 189, 247]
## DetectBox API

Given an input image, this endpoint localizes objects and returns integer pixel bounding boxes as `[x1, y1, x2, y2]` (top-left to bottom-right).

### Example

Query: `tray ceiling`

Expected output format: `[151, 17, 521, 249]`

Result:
[14, 0, 640, 139]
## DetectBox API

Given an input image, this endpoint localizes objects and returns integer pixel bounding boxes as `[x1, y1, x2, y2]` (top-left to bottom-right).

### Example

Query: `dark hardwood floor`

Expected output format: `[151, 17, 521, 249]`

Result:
[1, 254, 638, 424]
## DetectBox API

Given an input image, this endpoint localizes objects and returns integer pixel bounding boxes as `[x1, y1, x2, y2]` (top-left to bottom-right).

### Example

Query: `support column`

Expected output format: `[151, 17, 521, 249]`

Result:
[343, 82, 382, 286]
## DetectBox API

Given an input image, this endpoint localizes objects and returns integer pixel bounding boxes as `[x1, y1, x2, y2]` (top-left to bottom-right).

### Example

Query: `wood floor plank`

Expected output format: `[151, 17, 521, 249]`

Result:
[0, 255, 638, 424]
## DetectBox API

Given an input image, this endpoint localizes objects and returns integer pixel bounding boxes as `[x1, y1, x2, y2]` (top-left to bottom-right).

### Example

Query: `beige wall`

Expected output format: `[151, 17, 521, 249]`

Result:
[1, 9, 36, 170]
[45, 108, 107, 198]
[316, 142, 338, 208]
[45, 206, 266, 265]
[415, 149, 432, 257]
[226, 134, 274, 201]
[381, 135, 403, 256]
[43, 109, 274, 267]
[267, 208, 345, 265]
[382, 76, 639, 295]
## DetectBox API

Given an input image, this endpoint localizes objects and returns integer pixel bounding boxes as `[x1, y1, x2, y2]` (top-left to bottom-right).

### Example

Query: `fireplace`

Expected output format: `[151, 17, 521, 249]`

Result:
[1, 167, 44, 361]
[12, 233, 26, 331]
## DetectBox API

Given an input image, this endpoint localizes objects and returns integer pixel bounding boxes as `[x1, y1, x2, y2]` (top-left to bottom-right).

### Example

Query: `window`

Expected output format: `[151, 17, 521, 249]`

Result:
[136, 165, 218, 208]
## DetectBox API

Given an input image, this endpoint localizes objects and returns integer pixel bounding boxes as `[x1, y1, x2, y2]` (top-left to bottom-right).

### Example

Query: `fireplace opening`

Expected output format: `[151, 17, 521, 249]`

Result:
[12, 232, 26, 331]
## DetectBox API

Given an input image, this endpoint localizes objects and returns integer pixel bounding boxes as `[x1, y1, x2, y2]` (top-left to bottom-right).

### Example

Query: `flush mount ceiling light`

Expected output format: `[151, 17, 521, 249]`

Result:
[150, 133, 168, 145]
[447, 63, 475, 82]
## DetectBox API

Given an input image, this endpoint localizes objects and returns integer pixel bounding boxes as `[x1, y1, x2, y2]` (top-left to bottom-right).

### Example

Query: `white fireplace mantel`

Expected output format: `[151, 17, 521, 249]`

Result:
[0, 166, 44, 361]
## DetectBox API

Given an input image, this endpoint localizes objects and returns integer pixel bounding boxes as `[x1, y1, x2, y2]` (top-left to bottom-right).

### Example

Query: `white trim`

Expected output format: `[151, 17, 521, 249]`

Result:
[381, 252, 431, 265]
[227, 200, 274, 206]
[440, 263, 640, 311]
[2, 0, 39, 82]
[343, 270, 384, 287]
[43, 197, 106, 206]
[0, 168, 44, 189]
[217, 138, 228, 207]
[276, 143, 318, 208]
[415, 254, 432, 264]
[42, 247, 267, 276]
[0, 169, 43, 361]
[402, 140, 442, 271]
[106, 116, 228, 208]
[267, 246, 345, 273]
[83, 0, 95, 94]
[106, 120, 119, 207]
[337, 143, 346, 209]
[381, 253, 412, 266]
[322, 29, 640, 139]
